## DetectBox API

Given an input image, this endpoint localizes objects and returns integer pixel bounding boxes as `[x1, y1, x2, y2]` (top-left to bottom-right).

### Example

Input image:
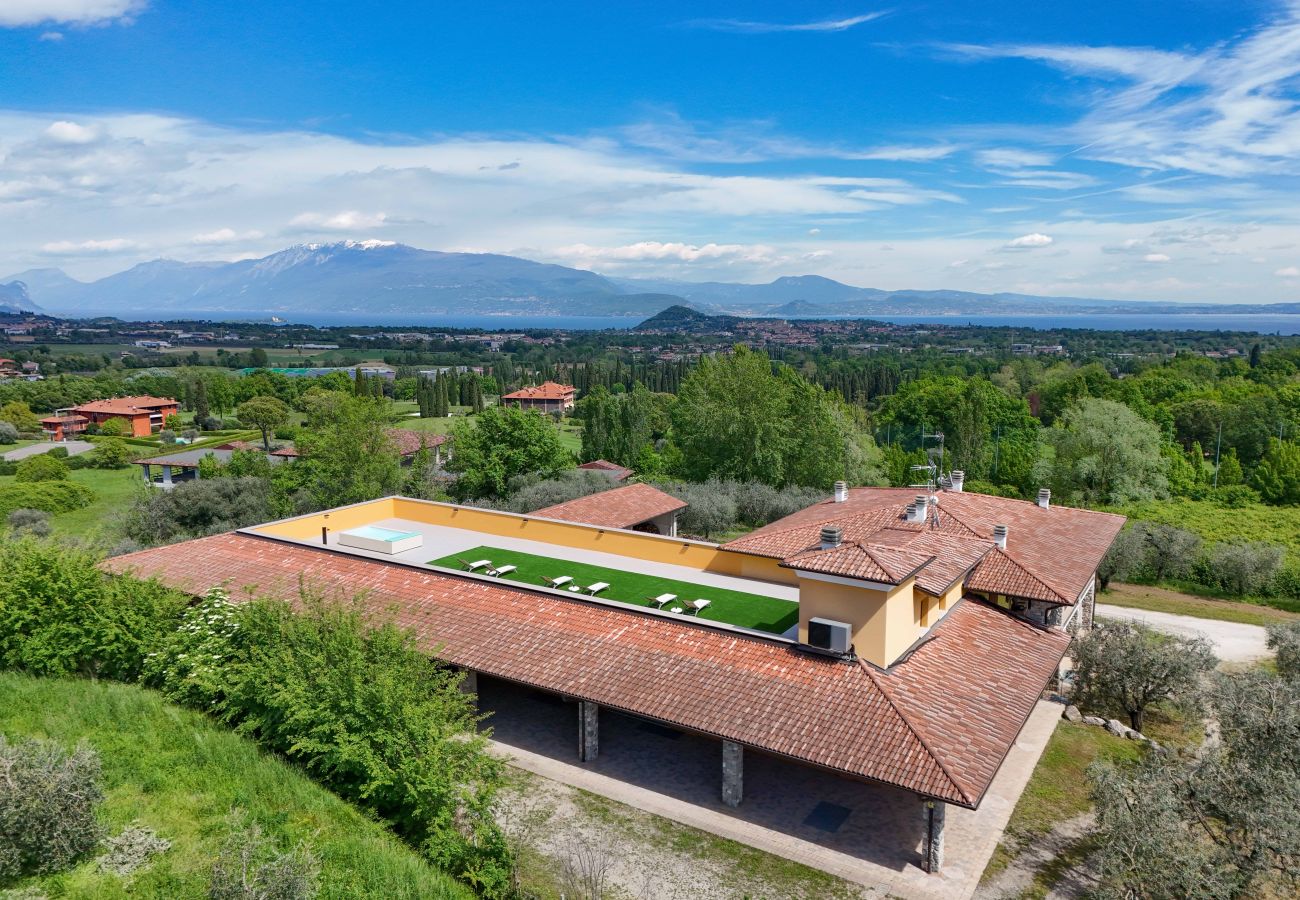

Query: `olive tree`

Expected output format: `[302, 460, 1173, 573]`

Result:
[1070, 620, 1216, 732]
[1211, 540, 1284, 597]
[1133, 522, 1201, 583]
[1097, 526, 1144, 590]
[1266, 621, 1300, 679]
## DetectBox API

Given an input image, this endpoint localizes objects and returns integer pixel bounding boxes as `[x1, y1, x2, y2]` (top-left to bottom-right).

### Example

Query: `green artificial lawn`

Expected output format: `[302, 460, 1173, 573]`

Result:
[430, 544, 799, 635]
[0, 673, 472, 899]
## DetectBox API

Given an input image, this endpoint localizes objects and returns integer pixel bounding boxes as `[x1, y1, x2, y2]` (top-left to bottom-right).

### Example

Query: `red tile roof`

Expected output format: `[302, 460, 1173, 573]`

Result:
[387, 429, 449, 456]
[725, 488, 1124, 604]
[103, 532, 1068, 807]
[501, 381, 575, 401]
[73, 395, 178, 417]
[578, 459, 634, 480]
[532, 483, 687, 530]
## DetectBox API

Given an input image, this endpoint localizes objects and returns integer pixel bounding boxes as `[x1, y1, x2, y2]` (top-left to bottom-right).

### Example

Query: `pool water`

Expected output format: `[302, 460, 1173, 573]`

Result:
[344, 525, 420, 543]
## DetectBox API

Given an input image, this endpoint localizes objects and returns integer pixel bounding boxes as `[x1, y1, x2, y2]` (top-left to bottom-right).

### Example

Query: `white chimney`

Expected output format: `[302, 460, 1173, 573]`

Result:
[1037, 488, 1051, 509]
[993, 524, 1008, 550]
[950, 470, 964, 492]
[820, 525, 843, 550]
[914, 494, 928, 523]
[833, 480, 848, 503]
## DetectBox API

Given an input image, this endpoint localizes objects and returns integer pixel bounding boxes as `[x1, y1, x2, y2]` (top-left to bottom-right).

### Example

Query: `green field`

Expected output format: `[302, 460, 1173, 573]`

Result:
[0, 673, 471, 899]
[1115, 498, 1300, 561]
[0, 465, 141, 541]
[430, 544, 799, 634]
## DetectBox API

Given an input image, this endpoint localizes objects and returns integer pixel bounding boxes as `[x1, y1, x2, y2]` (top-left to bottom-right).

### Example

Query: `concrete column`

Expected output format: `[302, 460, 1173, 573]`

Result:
[141, 464, 151, 484]
[722, 740, 743, 807]
[669, 513, 679, 538]
[162, 465, 173, 486]
[921, 799, 946, 873]
[577, 700, 599, 762]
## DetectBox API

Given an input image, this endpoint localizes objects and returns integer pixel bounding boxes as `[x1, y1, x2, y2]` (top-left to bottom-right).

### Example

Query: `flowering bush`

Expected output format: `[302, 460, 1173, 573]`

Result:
[143, 586, 243, 712]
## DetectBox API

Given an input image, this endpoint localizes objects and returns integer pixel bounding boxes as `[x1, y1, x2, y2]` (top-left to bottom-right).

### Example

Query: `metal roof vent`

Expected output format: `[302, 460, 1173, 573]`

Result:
[993, 524, 1009, 550]
[1037, 488, 1051, 509]
[949, 470, 964, 492]
[833, 480, 848, 502]
[820, 525, 843, 550]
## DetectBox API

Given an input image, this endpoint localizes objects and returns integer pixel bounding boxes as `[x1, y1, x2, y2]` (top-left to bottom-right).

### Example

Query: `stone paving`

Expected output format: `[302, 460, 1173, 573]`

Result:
[479, 675, 1062, 900]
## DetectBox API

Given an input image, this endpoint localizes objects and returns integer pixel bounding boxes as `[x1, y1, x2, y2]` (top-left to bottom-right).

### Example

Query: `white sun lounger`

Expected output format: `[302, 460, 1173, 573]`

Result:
[585, 582, 610, 595]
[462, 559, 492, 571]
[688, 599, 712, 615]
[489, 564, 517, 577]
[650, 593, 677, 608]
[545, 575, 573, 588]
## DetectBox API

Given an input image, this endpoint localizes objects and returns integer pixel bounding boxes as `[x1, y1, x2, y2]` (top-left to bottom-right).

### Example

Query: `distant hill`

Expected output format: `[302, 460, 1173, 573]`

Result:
[0, 280, 42, 314]
[9, 242, 688, 318]
[9, 240, 1300, 320]
[634, 304, 738, 332]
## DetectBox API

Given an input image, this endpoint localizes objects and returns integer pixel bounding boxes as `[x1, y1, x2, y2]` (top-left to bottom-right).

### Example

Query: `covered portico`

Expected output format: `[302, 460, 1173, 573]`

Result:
[135, 447, 282, 488]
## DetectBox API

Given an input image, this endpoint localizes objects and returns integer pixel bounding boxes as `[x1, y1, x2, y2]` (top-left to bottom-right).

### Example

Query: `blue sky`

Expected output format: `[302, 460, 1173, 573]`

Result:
[3, 1, 1300, 302]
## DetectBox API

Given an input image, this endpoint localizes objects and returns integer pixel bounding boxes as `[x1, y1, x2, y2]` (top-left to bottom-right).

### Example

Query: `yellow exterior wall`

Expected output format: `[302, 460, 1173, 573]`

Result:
[796, 575, 921, 668]
[252, 496, 795, 586]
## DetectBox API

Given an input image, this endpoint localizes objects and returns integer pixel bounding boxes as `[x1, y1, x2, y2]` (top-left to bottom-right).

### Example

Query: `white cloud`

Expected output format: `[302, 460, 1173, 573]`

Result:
[289, 210, 389, 231]
[38, 30, 63, 40]
[1277, 266, 1300, 277]
[1143, 253, 1171, 263]
[688, 13, 887, 34]
[40, 237, 139, 254]
[808, 228, 821, 235]
[948, 258, 970, 268]
[191, 227, 264, 245]
[553, 241, 779, 269]
[0, 1, 146, 27]
[1004, 232, 1054, 249]
[43, 120, 98, 144]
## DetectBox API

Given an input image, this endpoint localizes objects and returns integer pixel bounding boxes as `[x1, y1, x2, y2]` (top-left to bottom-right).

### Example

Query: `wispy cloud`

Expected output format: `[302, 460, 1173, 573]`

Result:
[0, 1, 147, 28]
[687, 12, 887, 34]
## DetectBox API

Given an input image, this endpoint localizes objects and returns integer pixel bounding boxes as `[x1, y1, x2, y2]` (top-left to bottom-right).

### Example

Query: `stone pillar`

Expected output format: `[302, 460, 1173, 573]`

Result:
[921, 799, 946, 873]
[577, 701, 599, 762]
[141, 464, 151, 484]
[721, 740, 743, 807]
[162, 465, 173, 486]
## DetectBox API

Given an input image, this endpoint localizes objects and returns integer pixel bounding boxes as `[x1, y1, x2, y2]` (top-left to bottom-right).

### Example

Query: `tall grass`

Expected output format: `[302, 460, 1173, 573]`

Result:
[0, 672, 473, 899]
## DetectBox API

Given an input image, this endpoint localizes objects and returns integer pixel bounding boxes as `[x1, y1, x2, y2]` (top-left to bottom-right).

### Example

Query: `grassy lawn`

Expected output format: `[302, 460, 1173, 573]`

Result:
[981, 720, 1143, 889]
[0, 673, 471, 899]
[429, 544, 799, 634]
[1103, 582, 1300, 627]
[0, 465, 142, 542]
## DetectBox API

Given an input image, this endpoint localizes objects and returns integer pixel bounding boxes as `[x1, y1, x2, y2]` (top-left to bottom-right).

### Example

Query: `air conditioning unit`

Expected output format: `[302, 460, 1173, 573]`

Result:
[808, 617, 852, 655]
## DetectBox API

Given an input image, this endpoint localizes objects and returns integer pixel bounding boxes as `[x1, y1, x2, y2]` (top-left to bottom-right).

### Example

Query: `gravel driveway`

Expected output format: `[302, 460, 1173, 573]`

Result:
[2, 440, 95, 461]
[1095, 604, 1271, 665]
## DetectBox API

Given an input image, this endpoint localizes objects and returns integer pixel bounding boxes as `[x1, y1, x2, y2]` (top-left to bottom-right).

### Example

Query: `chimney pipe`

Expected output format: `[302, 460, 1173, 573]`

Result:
[820, 525, 843, 550]
[833, 480, 848, 502]
[914, 494, 928, 523]
[993, 524, 1008, 550]
[950, 470, 964, 492]
[1037, 488, 1051, 509]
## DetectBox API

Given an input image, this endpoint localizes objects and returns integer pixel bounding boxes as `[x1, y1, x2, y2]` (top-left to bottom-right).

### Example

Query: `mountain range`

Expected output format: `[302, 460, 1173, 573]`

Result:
[4, 241, 1299, 320]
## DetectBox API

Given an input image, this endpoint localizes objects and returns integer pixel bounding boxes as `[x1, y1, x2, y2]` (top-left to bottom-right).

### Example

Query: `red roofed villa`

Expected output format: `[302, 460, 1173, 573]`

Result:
[42, 395, 179, 441]
[104, 473, 1123, 891]
[500, 380, 575, 412]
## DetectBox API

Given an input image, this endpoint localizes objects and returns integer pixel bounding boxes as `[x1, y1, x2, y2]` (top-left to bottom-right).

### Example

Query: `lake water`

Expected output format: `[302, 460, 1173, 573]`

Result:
[73, 308, 1300, 335]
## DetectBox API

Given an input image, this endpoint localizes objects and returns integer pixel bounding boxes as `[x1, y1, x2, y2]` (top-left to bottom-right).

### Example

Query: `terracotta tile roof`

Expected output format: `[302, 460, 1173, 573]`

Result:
[501, 381, 575, 401]
[532, 483, 687, 530]
[725, 488, 1124, 604]
[387, 429, 449, 456]
[782, 542, 934, 584]
[102, 533, 1068, 807]
[269, 446, 301, 458]
[73, 395, 178, 416]
[578, 459, 634, 480]
[40, 415, 88, 424]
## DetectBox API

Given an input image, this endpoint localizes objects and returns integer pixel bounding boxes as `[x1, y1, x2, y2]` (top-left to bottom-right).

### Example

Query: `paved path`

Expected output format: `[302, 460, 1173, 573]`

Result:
[2, 440, 94, 461]
[1096, 604, 1271, 664]
[482, 674, 1061, 900]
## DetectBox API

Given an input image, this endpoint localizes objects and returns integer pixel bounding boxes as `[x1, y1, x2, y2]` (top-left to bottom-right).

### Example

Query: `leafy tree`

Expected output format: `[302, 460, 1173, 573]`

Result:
[1250, 438, 1300, 505]
[90, 438, 132, 469]
[14, 453, 68, 483]
[0, 421, 18, 444]
[97, 417, 129, 437]
[1211, 540, 1284, 596]
[124, 477, 274, 545]
[292, 394, 403, 509]
[1132, 522, 1202, 582]
[0, 400, 39, 432]
[193, 378, 211, 425]
[1216, 447, 1244, 486]
[236, 396, 291, 451]
[1266, 621, 1300, 679]
[1097, 526, 1144, 590]
[447, 404, 570, 500]
[249, 347, 269, 368]
[1070, 620, 1216, 732]
[1042, 398, 1168, 504]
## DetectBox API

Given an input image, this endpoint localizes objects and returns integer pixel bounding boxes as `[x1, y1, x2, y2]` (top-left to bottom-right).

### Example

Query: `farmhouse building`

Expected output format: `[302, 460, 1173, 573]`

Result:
[41, 395, 179, 440]
[500, 381, 575, 412]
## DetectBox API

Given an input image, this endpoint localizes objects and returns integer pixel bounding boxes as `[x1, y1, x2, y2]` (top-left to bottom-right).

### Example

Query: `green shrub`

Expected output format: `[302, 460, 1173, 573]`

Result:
[0, 734, 104, 878]
[6, 509, 51, 538]
[1266, 621, 1300, 679]
[45, 446, 69, 459]
[13, 453, 68, 483]
[0, 422, 18, 445]
[0, 538, 188, 680]
[90, 438, 133, 469]
[98, 417, 129, 437]
[0, 481, 95, 518]
[208, 817, 318, 900]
